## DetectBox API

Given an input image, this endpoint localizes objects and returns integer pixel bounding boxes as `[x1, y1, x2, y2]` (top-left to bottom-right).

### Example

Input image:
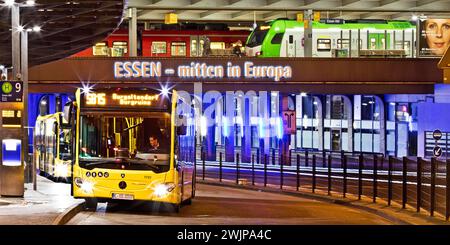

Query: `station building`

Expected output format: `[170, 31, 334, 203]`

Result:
[25, 55, 448, 163]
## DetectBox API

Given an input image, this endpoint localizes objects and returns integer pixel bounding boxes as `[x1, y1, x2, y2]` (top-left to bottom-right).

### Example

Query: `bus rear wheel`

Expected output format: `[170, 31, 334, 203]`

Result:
[84, 198, 98, 211]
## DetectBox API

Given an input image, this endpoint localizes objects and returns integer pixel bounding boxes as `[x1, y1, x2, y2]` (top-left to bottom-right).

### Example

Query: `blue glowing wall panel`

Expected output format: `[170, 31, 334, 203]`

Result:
[417, 101, 450, 157]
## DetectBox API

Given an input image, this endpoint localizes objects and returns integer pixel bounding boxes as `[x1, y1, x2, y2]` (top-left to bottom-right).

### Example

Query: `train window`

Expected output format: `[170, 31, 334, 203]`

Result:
[271, 33, 284, 44]
[211, 42, 225, 50]
[317, 39, 331, 52]
[395, 41, 410, 55]
[171, 42, 187, 56]
[93, 42, 109, 56]
[289, 35, 293, 44]
[152, 41, 167, 55]
[111, 41, 127, 57]
[191, 39, 198, 57]
[369, 38, 377, 50]
[337, 39, 349, 49]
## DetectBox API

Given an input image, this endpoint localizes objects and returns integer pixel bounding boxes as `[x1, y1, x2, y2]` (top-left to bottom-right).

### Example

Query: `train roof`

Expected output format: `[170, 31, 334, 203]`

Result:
[266, 19, 415, 30]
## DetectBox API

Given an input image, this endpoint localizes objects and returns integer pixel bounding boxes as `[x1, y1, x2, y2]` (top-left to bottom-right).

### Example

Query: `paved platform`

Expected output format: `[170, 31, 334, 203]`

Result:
[0, 176, 82, 225]
[68, 183, 394, 225]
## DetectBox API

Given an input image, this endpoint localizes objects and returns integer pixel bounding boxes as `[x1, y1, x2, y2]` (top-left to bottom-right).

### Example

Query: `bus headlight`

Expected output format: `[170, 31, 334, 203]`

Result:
[74, 177, 94, 194]
[153, 183, 176, 198]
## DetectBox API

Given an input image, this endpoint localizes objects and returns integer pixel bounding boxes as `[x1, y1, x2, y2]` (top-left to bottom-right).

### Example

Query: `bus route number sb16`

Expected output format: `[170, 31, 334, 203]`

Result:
[86, 93, 106, 106]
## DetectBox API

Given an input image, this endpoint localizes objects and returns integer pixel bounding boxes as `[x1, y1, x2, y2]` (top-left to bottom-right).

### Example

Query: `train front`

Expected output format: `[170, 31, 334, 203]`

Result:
[245, 25, 270, 57]
[72, 88, 180, 208]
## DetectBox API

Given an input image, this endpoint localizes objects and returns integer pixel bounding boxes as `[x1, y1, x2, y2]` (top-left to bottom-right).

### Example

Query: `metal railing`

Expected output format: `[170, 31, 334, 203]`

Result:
[196, 149, 450, 221]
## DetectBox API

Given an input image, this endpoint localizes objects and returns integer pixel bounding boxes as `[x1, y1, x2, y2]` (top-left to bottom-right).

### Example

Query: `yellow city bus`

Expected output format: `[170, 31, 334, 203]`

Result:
[34, 96, 72, 182]
[70, 88, 196, 211]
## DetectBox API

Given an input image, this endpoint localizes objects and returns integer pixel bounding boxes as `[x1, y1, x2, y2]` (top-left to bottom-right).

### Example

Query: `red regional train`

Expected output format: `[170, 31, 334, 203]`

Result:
[73, 27, 249, 58]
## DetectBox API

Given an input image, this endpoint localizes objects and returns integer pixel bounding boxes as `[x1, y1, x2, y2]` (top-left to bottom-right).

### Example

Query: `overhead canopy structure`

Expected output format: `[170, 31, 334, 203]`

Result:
[130, 0, 450, 24]
[0, 0, 125, 67]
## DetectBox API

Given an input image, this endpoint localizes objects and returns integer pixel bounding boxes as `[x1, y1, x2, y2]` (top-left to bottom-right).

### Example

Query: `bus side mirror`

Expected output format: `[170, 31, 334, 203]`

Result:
[176, 115, 187, 135]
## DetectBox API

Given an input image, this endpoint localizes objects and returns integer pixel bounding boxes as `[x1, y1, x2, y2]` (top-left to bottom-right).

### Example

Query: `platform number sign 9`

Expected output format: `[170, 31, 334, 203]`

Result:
[1, 81, 23, 102]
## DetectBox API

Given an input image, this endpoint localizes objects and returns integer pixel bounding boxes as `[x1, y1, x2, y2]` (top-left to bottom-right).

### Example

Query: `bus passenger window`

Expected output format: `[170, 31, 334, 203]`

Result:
[111, 41, 128, 57]
[171, 42, 187, 56]
[151, 41, 167, 55]
[317, 39, 331, 52]
[271, 33, 284, 44]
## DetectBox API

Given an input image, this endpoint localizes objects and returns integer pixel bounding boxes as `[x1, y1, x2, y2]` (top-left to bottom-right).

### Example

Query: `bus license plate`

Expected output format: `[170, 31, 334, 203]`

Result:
[112, 193, 134, 200]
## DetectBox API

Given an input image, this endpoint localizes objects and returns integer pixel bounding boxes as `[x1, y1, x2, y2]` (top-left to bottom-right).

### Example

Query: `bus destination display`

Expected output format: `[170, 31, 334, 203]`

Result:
[82, 91, 169, 110]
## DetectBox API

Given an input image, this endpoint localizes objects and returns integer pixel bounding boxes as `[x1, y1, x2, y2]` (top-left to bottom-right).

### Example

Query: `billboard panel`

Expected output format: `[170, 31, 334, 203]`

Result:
[419, 18, 450, 57]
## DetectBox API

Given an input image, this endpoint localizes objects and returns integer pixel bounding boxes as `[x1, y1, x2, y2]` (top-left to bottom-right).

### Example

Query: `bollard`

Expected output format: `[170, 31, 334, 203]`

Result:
[280, 154, 284, 189]
[264, 154, 268, 187]
[312, 154, 316, 193]
[272, 148, 276, 165]
[430, 157, 436, 216]
[328, 154, 332, 195]
[373, 155, 378, 203]
[343, 155, 347, 198]
[256, 148, 260, 164]
[322, 151, 326, 168]
[252, 154, 255, 186]
[305, 150, 309, 167]
[236, 153, 240, 185]
[296, 154, 300, 191]
[202, 151, 206, 180]
[417, 157, 422, 213]
[402, 157, 408, 209]
[358, 154, 363, 200]
[446, 159, 450, 221]
[219, 152, 223, 182]
[289, 150, 292, 166]
[388, 156, 393, 206]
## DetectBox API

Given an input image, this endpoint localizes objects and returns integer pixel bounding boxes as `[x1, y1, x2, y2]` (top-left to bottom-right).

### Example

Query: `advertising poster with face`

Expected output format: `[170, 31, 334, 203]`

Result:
[419, 18, 450, 57]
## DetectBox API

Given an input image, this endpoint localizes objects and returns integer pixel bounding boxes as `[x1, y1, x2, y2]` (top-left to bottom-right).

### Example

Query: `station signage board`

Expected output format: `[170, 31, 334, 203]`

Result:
[418, 18, 450, 57]
[1, 81, 23, 102]
[82, 89, 170, 110]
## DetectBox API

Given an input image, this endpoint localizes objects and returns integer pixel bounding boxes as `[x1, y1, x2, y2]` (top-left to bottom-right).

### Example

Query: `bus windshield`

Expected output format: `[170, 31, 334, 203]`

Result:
[79, 112, 171, 170]
[246, 29, 269, 47]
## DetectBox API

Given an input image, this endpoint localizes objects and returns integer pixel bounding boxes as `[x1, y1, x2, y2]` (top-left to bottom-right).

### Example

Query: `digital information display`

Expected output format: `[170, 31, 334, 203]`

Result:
[1, 110, 22, 127]
[1, 81, 23, 102]
[82, 90, 169, 110]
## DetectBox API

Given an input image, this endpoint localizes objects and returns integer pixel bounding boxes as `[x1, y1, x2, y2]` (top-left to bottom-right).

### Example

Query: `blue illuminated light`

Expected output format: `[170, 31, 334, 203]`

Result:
[276, 117, 283, 139]
[223, 117, 229, 137]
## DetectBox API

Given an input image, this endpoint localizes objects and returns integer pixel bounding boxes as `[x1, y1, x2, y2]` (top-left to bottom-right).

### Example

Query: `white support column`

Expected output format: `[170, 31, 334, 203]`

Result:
[11, 4, 20, 79]
[128, 7, 138, 57]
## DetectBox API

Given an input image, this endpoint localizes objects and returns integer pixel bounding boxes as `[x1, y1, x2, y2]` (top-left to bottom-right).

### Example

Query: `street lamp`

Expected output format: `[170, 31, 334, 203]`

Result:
[6, 0, 41, 191]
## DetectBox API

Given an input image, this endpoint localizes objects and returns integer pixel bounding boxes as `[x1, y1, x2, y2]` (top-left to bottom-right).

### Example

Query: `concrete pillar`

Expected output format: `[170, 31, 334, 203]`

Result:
[313, 96, 324, 150]
[224, 91, 235, 162]
[21, 29, 30, 189]
[374, 96, 386, 154]
[11, 4, 20, 79]
[128, 7, 138, 57]
[303, 9, 313, 57]
[203, 91, 221, 161]
[259, 91, 271, 159]
[241, 91, 256, 163]
[341, 96, 353, 152]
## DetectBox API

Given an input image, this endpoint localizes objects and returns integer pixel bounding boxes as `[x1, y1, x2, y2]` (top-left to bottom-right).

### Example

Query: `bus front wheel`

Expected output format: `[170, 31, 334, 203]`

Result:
[84, 198, 98, 211]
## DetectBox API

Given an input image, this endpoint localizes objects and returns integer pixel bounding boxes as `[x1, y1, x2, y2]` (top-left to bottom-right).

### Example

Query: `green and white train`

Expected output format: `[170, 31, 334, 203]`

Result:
[245, 19, 416, 58]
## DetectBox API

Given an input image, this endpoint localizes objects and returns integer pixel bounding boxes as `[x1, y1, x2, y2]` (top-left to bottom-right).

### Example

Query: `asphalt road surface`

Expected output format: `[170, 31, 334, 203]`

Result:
[68, 184, 393, 225]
